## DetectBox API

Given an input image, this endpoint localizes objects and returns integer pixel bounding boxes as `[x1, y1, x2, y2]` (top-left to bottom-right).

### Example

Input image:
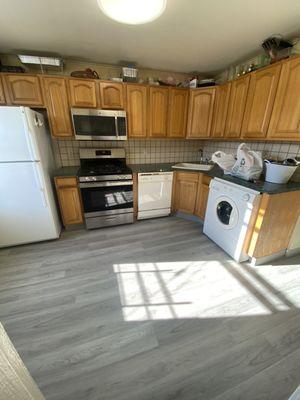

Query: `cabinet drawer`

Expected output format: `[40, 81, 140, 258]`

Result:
[175, 171, 199, 182]
[55, 177, 78, 188]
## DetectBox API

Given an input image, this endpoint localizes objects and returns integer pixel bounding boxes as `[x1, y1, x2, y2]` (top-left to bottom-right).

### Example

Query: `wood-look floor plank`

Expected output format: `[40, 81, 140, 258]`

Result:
[0, 216, 300, 400]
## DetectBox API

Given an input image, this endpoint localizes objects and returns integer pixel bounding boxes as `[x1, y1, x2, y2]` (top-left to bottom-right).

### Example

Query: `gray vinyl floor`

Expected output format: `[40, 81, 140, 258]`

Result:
[1, 216, 300, 400]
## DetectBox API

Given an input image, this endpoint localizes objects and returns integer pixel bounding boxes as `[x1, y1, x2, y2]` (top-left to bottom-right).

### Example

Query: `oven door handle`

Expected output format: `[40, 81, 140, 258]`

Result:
[80, 181, 133, 188]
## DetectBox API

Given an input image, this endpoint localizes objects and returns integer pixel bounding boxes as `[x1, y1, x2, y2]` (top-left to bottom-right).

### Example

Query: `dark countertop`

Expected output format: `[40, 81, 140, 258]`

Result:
[53, 166, 79, 178]
[53, 163, 300, 194]
[206, 165, 300, 194]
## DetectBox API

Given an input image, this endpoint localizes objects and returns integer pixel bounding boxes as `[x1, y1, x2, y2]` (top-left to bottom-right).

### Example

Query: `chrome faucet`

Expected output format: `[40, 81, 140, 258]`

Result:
[198, 148, 203, 163]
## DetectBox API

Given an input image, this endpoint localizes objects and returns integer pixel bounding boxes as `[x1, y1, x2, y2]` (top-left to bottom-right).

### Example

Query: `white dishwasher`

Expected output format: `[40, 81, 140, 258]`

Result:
[138, 172, 173, 220]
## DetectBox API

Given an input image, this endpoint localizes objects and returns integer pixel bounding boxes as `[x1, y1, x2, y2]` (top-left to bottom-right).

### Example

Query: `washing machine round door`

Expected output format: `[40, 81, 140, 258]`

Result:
[215, 196, 239, 229]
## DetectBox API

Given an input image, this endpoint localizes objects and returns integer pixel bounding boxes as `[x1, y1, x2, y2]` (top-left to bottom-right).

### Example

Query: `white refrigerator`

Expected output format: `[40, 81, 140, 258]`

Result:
[0, 106, 61, 247]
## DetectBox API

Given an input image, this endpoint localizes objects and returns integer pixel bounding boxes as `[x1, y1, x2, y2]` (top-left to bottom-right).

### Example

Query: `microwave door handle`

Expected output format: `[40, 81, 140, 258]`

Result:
[114, 116, 119, 139]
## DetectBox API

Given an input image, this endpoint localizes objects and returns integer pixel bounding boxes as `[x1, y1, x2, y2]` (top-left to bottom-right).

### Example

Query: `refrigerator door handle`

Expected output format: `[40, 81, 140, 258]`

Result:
[22, 108, 40, 161]
[32, 163, 48, 208]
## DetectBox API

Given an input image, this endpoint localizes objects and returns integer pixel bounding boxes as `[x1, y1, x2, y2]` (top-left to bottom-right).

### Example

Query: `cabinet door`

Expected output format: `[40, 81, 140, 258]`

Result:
[242, 64, 281, 139]
[211, 83, 231, 138]
[99, 82, 124, 109]
[126, 84, 148, 138]
[69, 79, 97, 108]
[0, 77, 6, 104]
[55, 178, 83, 226]
[149, 86, 169, 138]
[168, 88, 189, 138]
[186, 88, 215, 138]
[4, 74, 43, 106]
[173, 172, 199, 214]
[225, 75, 250, 138]
[195, 175, 212, 219]
[268, 57, 300, 139]
[42, 77, 73, 138]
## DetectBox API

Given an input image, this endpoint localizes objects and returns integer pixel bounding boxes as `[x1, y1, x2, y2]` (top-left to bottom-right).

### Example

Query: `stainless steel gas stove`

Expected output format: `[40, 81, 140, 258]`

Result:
[78, 148, 133, 229]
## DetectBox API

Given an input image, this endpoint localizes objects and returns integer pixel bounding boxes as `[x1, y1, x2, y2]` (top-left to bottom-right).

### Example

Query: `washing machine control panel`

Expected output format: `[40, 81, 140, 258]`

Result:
[242, 194, 250, 202]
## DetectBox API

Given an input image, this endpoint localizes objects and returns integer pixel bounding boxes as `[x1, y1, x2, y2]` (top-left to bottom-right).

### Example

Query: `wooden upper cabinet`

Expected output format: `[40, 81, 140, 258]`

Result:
[99, 82, 125, 109]
[167, 88, 189, 138]
[225, 75, 250, 138]
[211, 83, 231, 138]
[268, 57, 300, 139]
[3, 74, 43, 106]
[42, 76, 73, 138]
[69, 78, 98, 108]
[149, 86, 169, 138]
[126, 84, 148, 138]
[186, 87, 215, 139]
[0, 77, 6, 104]
[242, 64, 282, 139]
[173, 172, 199, 214]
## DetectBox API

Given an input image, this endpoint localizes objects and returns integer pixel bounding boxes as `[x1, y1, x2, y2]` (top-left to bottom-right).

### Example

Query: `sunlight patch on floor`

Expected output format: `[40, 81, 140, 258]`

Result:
[113, 259, 299, 321]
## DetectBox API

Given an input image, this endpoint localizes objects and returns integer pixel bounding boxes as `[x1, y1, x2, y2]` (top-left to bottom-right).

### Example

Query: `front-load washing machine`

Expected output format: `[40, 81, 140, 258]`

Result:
[203, 178, 260, 262]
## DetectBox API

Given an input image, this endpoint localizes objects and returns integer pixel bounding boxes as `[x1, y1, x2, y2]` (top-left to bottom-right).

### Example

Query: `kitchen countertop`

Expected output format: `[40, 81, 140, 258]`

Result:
[53, 166, 79, 177]
[53, 164, 300, 194]
[206, 165, 300, 194]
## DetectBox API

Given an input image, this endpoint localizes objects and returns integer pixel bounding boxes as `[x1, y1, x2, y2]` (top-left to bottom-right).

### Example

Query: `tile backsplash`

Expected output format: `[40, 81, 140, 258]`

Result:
[52, 138, 300, 169]
[52, 139, 205, 167]
[202, 141, 300, 161]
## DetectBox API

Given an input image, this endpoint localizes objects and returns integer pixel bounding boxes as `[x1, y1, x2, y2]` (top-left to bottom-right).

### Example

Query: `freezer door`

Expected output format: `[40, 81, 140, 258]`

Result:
[0, 162, 60, 247]
[0, 106, 40, 162]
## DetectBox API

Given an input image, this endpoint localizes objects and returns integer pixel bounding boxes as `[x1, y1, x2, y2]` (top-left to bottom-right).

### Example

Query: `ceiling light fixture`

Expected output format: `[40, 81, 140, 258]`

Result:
[98, 0, 167, 25]
[17, 55, 63, 67]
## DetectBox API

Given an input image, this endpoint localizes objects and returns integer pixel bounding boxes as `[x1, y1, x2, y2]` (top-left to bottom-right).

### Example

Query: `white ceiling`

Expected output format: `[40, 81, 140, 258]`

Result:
[0, 0, 300, 73]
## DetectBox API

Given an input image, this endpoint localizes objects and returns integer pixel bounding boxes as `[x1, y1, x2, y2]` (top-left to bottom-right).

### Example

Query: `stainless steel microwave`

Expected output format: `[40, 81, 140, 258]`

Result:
[71, 108, 127, 141]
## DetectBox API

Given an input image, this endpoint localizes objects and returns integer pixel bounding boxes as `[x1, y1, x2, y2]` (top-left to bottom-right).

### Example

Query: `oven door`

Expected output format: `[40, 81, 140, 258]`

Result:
[79, 181, 133, 217]
[71, 108, 127, 141]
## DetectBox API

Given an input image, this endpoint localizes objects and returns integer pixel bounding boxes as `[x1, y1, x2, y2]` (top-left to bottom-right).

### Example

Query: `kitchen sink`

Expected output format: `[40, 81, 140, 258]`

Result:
[172, 162, 214, 171]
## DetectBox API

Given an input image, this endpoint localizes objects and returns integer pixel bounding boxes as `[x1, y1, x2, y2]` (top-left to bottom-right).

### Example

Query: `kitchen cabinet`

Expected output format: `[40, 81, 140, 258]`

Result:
[42, 76, 73, 138]
[172, 172, 199, 214]
[247, 191, 300, 260]
[211, 83, 231, 138]
[242, 64, 281, 139]
[0, 77, 6, 104]
[195, 175, 212, 219]
[55, 177, 83, 226]
[68, 78, 98, 108]
[3, 74, 44, 106]
[167, 88, 189, 138]
[268, 57, 300, 139]
[149, 86, 169, 138]
[99, 81, 125, 109]
[126, 84, 148, 138]
[225, 75, 250, 138]
[186, 87, 215, 138]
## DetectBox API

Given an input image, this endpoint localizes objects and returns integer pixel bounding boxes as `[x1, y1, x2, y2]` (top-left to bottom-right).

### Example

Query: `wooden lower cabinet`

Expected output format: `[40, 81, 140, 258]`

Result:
[195, 175, 212, 219]
[55, 177, 83, 227]
[172, 172, 211, 219]
[247, 191, 300, 260]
